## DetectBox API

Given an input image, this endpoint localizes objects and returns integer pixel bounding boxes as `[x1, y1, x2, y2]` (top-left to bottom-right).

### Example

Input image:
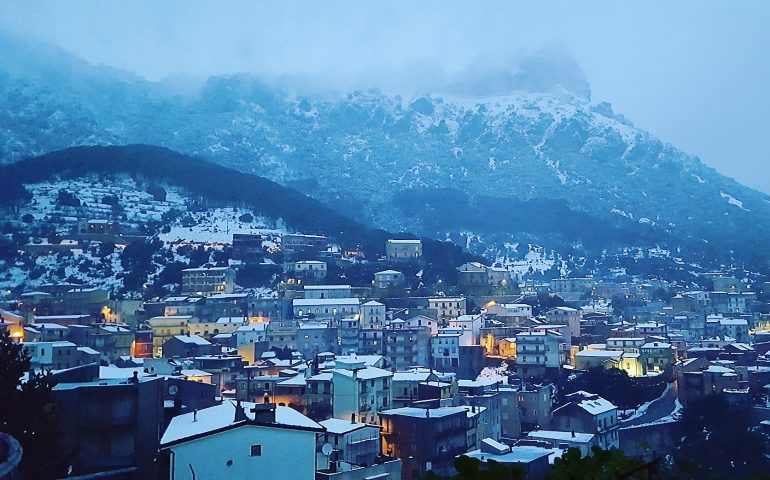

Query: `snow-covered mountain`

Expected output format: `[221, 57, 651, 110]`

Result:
[1, 34, 768, 270]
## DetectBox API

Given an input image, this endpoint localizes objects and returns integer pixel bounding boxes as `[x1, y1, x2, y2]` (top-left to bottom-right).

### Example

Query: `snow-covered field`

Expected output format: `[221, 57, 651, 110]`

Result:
[1, 175, 290, 295]
[159, 207, 286, 245]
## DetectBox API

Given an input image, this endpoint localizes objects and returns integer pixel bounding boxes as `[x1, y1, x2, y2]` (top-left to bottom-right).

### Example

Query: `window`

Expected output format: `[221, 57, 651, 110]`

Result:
[250, 444, 262, 456]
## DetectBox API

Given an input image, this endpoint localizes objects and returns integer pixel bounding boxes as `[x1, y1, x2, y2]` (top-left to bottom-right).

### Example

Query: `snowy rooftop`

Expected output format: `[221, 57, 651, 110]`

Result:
[331, 366, 392, 380]
[319, 418, 376, 435]
[575, 350, 623, 358]
[464, 445, 551, 464]
[304, 285, 351, 290]
[375, 270, 402, 275]
[393, 371, 432, 382]
[29, 322, 69, 329]
[161, 401, 323, 446]
[334, 355, 383, 367]
[293, 298, 360, 306]
[182, 267, 232, 272]
[173, 335, 211, 345]
[529, 430, 595, 443]
[379, 406, 467, 418]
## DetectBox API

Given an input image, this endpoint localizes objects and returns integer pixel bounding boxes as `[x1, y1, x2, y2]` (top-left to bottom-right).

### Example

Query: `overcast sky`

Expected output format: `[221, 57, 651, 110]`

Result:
[2, 1, 769, 191]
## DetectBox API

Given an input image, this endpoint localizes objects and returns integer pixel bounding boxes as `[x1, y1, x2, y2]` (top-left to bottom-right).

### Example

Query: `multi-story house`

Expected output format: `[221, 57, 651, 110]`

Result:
[640, 340, 675, 374]
[162, 334, 214, 359]
[515, 331, 563, 379]
[379, 406, 468, 480]
[486, 303, 533, 325]
[331, 360, 393, 425]
[374, 269, 406, 292]
[517, 383, 553, 431]
[25, 322, 69, 342]
[447, 314, 483, 346]
[68, 324, 135, 363]
[317, 418, 382, 467]
[338, 316, 360, 355]
[161, 401, 323, 480]
[385, 239, 422, 262]
[545, 307, 581, 343]
[296, 321, 338, 358]
[23, 340, 79, 370]
[428, 297, 466, 323]
[432, 330, 461, 371]
[361, 301, 386, 329]
[291, 261, 328, 282]
[383, 324, 430, 371]
[54, 376, 165, 478]
[293, 298, 360, 320]
[181, 267, 236, 295]
[304, 285, 352, 299]
[148, 315, 193, 357]
[552, 391, 619, 450]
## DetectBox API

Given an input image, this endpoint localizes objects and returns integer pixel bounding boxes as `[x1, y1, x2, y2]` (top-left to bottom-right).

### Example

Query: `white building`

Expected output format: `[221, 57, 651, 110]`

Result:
[374, 270, 406, 290]
[447, 314, 483, 346]
[292, 261, 328, 281]
[405, 315, 439, 335]
[293, 298, 360, 319]
[304, 284, 352, 299]
[485, 303, 533, 324]
[552, 391, 619, 450]
[234, 323, 268, 346]
[428, 297, 466, 322]
[385, 239, 422, 262]
[160, 400, 323, 480]
[361, 301, 386, 329]
[23, 341, 78, 370]
[545, 307, 581, 343]
[331, 359, 393, 425]
[515, 331, 563, 378]
[317, 418, 382, 467]
[181, 267, 236, 295]
[432, 331, 461, 371]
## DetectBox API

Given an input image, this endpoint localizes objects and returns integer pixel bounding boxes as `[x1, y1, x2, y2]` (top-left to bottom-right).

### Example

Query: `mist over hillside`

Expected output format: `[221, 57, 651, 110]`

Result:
[1, 33, 769, 272]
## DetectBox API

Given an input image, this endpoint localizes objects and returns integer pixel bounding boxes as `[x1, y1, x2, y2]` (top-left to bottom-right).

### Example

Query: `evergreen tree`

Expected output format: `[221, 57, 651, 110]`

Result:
[0, 329, 68, 479]
[550, 447, 657, 480]
[668, 395, 770, 479]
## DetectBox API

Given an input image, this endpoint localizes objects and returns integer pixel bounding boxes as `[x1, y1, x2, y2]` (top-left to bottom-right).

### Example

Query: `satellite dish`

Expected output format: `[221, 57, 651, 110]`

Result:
[321, 443, 333, 456]
[169, 385, 178, 395]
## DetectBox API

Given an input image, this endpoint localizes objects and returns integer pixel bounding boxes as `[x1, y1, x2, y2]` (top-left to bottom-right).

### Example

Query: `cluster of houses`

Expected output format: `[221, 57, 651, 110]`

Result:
[3, 234, 770, 479]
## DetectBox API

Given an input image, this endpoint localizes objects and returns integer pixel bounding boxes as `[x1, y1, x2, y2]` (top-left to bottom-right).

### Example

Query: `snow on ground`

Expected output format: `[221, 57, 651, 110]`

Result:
[622, 395, 655, 422]
[476, 361, 510, 384]
[611, 208, 634, 219]
[720, 191, 749, 211]
[19, 175, 187, 229]
[159, 207, 286, 245]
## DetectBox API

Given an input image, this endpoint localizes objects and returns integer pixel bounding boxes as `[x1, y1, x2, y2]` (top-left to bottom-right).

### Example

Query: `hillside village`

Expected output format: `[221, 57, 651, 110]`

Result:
[2, 172, 770, 479]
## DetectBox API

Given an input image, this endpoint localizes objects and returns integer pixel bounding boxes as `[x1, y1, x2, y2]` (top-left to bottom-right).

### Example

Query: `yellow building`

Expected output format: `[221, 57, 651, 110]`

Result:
[148, 315, 194, 357]
[498, 337, 517, 358]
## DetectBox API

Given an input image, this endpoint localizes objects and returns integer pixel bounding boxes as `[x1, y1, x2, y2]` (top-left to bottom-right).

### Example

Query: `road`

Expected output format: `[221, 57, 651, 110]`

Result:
[621, 382, 679, 427]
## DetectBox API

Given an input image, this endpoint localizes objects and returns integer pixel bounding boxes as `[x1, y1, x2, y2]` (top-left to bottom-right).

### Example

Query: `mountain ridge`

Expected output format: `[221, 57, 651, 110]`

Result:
[1, 35, 768, 271]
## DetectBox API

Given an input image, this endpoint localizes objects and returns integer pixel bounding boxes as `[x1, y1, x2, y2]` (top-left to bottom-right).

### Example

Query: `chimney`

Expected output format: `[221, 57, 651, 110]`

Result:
[351, 413, 356, 424]
[425, 409, 430, 418]
[234, 400, 248, 422]
[571, 430, 575, 438]
[193, 409, 198, 422]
